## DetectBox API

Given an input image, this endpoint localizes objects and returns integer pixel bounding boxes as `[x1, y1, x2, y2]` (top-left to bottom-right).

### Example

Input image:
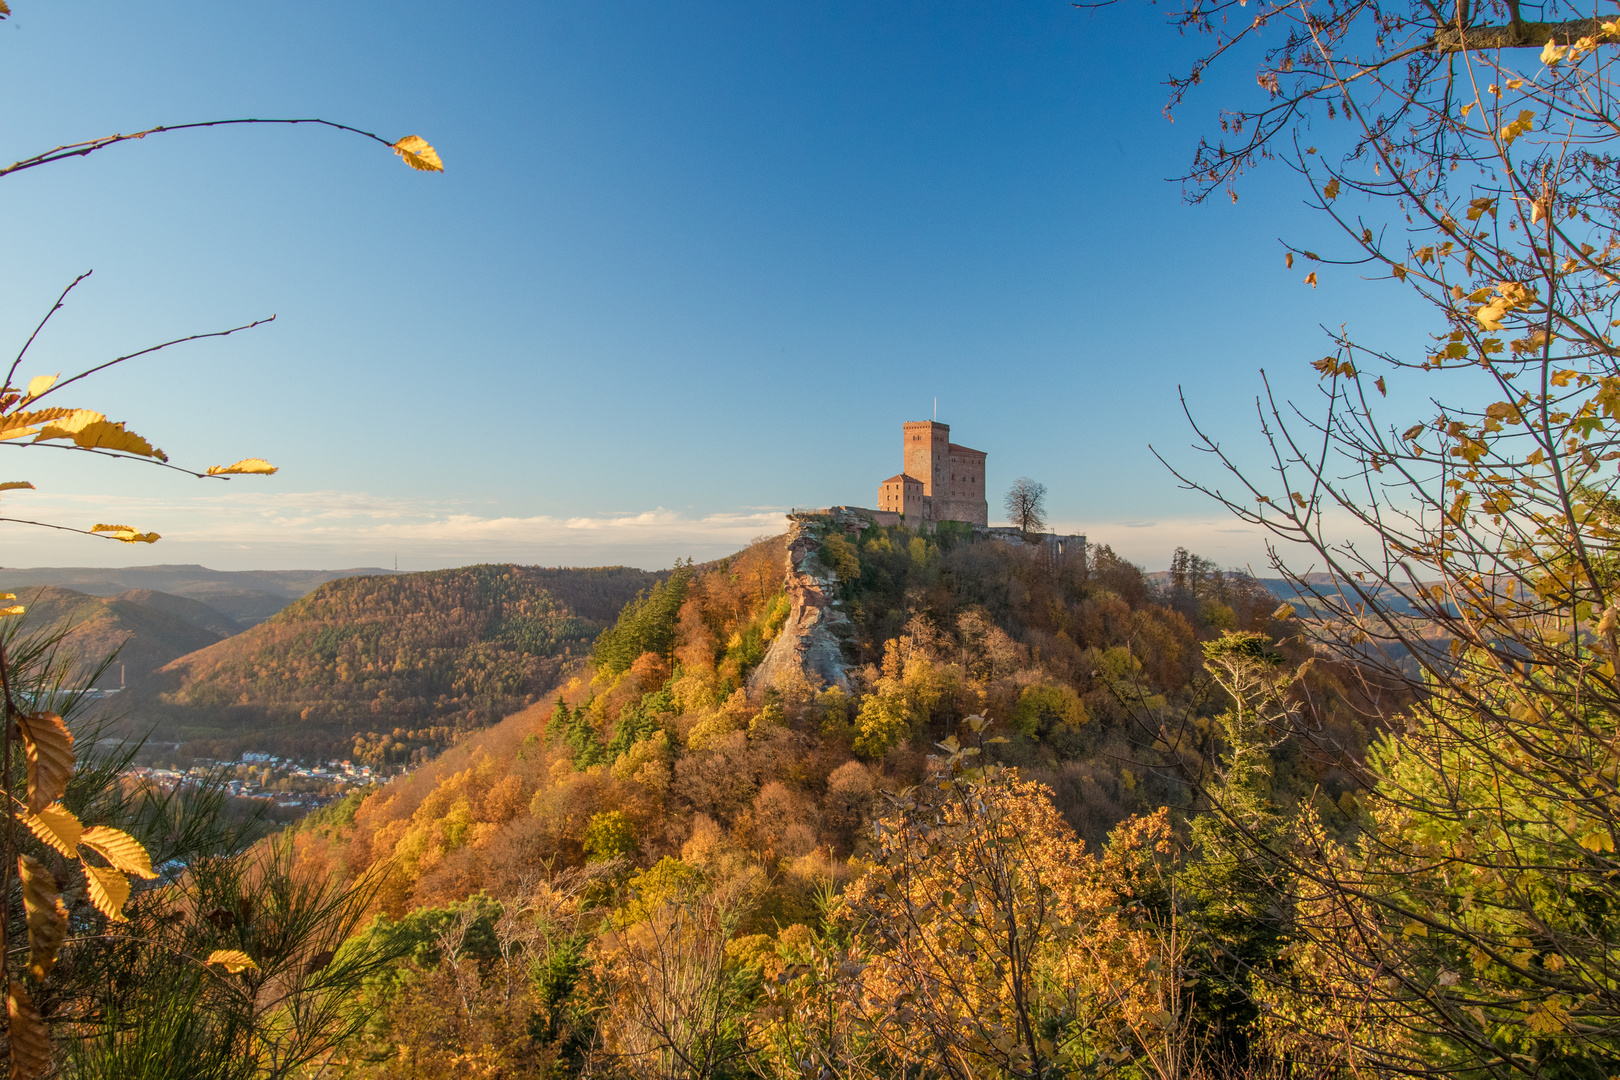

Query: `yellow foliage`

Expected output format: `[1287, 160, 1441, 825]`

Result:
[80, 826, 158, 879]
[206, 457, 278, 475]
[18, 710, 72, 812]
[18, 856, 66, 980]
[8, 981, 50, 1080]
[392, 135, 444, 171]
[21, 803, 82, 857]
[845, 770, 1157, 1074]
[89, 523, 160, 544]
[83, 863, 131, 921]
[206, 949, 258, 973]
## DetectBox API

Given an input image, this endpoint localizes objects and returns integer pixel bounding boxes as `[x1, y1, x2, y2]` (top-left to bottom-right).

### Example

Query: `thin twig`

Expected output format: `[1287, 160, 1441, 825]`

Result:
[0, 118, 398, 180]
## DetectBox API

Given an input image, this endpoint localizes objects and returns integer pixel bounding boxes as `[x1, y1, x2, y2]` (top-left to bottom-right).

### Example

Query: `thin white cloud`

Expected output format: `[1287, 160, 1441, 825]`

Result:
[0, 490, 1345, 577]
[0, 489, 790, 571]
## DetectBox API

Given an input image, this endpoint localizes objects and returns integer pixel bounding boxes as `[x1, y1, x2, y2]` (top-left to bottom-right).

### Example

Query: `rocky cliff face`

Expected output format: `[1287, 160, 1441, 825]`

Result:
[747, 520, 852, 694]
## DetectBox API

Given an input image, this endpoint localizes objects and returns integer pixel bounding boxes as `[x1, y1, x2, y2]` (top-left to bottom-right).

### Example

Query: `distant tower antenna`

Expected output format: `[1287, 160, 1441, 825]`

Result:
[933, 396, 937, 421]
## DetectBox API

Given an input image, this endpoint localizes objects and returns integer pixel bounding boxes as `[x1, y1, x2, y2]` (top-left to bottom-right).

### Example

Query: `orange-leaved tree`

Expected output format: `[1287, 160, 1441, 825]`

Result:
[838, 716, 1160, 1080]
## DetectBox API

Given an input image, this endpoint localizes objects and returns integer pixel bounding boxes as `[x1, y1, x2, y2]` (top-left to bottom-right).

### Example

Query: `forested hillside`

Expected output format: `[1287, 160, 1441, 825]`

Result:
[0, 564, 391, 625]
[134, 564, 664, 763]
[14, 585, 241, 690]
[290, 524, 1378, 1077]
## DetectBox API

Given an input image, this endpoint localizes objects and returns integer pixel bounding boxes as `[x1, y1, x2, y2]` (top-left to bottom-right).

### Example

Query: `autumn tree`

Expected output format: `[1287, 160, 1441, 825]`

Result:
[839, 718, 1153, 1079]
[595, 871, 756, 1080]
[1110, 0, 1620, 1069]
[1003, 477, 1048, 536]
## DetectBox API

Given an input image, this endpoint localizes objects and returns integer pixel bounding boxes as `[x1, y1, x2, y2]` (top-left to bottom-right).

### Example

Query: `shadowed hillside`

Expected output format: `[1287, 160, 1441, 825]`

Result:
[130, 564, 666, 763]
[0, 564, 392, 625]
[14, 586, 243, 691]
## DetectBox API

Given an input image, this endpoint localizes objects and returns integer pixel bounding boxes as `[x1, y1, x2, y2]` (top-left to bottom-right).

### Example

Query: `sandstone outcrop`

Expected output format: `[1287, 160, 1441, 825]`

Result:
[747, 520, 852, 695]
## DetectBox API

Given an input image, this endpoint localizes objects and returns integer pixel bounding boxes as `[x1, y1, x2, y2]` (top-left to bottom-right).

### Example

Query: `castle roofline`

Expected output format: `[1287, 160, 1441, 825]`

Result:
[948, 443, 986, 455]
[881, 473, 924, 484]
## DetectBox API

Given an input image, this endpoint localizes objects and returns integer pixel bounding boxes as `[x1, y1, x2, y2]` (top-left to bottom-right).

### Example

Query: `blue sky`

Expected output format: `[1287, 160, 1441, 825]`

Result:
[0, 1, 1432, 572]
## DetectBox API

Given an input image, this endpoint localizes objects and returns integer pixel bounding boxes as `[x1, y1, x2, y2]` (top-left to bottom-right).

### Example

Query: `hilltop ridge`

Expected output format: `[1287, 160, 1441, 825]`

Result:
[126, 564, 666, 763]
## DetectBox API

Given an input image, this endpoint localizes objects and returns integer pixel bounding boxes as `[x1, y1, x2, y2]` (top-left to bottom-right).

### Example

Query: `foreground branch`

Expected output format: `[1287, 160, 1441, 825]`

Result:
[1431, 17, 1617, 52]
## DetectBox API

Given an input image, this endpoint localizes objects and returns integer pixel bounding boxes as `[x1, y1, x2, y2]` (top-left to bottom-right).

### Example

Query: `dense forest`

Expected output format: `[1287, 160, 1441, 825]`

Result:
[274, 523, 1381, 1078]
[132, 565, 666, 764]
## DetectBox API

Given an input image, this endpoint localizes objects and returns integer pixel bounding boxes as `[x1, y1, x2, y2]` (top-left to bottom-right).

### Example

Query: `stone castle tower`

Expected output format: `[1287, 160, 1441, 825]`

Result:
[876, 420, 988, 526]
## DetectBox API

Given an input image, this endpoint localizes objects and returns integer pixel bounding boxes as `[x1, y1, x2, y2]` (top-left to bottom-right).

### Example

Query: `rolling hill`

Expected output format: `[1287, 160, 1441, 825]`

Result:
[12, 586, 244, 691]
[129, 564, 666, 764]
[0, 564, 392, 626]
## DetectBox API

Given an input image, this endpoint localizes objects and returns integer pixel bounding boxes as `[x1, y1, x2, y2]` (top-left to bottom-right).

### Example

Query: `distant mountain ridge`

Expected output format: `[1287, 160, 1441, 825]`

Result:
[0, 564, 394, 626]
[128, 564, 667, 763]
[14, 586, 243, 691]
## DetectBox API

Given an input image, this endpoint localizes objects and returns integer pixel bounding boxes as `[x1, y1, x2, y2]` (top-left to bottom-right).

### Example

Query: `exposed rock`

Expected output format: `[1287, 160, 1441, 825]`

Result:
[747, 520, 852, 695]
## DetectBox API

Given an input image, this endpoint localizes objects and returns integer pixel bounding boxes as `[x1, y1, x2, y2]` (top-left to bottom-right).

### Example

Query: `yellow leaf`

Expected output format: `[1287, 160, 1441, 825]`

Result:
[0, 607, 23, 618]
[1580, 829, 1615, 852]
[21, 374, 56, 402]
[1304, 272, 1318, 288]
[80, 826, 157, 879]
[18, 856, 66, 981]
[1375, 376, 1387, 396]
[8, 982, 50, 1080]
[1323, 178, 1340, 201]
[0, 481, 34, 492]
[18, 711, 72, 812]
[1291, 492, 1309, 508]
[0, 2, 11, 17]
[1272, 602, 1296, 620]
[1285, 252, 1294, 269]
[1542, 40, 1568, 65]
[20, 407, 99, 438]
[206, 949, 259, 973]
[83, 864, 131, 922]
[392, 135, 444, 172]
[90, 524, 160, 544]
[206, 457, 278, 476]
[36, 418, 166, 461]
[20, 803, 81, 857]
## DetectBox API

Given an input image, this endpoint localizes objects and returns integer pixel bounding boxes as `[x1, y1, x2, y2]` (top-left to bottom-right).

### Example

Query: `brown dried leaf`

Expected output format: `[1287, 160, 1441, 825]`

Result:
[80, 826, 157, 880]
[17, 856, 66, 981]
[83, 864, 130, 922]
[7, 982, 50, 1080]
[18, 711, 72, 812]
[206, 949, 258, 974]
[19, 803, 81, 857]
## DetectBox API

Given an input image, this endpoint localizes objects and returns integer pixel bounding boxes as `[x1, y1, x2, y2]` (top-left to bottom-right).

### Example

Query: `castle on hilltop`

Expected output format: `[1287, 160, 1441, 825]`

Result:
[786, 416, 1083, 556]
[876, 420, 988, 526]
